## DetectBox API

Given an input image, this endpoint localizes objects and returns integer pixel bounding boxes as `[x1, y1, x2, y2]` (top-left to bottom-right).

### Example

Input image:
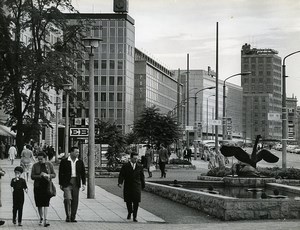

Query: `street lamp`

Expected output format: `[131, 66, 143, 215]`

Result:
[63, 83, 72, 158]
[82, 36, 102, 199]
[54, 96, 61, 163]
[222, 72, 251, 140]
[206, 94, 215, 139]
[282, 50, 300, 169]
[193, 86, 215, 159]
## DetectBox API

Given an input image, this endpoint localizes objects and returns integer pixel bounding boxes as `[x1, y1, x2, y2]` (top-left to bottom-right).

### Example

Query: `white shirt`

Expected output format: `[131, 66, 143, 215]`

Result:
[68, 156, 78, 177]
[130, 162, 136, 170]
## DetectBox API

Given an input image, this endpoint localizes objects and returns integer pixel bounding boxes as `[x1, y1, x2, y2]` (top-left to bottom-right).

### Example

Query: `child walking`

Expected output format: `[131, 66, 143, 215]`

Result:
[11, 166, 27, 226]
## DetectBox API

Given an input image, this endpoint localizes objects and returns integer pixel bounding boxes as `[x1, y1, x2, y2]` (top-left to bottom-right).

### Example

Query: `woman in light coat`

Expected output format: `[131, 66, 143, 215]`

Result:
[9, 145, 17, 165]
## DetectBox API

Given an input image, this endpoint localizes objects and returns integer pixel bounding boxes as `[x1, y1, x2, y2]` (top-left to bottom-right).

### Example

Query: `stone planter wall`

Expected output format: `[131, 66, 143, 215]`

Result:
[145, 182, 300, 221]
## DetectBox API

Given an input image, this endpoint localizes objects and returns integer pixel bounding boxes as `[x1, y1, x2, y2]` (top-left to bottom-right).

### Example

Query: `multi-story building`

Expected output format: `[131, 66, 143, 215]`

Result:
[64, 13, 135, 134]
[286, 96, 298, 143]
[134, 48, 179, 120]
[173, 70, 243, 142]
[241, 43, 282, 141]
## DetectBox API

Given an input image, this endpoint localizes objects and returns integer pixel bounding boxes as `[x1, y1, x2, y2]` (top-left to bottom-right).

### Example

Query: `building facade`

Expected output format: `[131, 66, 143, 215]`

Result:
[286, 96, 298, 143]
[173, 69, 243, 142]
[65, 13, 135, 134]
[134, 48, 179, 120]
[241, 43, 282, 141]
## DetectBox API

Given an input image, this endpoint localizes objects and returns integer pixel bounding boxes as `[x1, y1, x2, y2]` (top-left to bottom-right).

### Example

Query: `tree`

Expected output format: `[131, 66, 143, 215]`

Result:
[95, 120, 126, 170]
[0, 0, 85, 154]
[133, 106, 181, 147]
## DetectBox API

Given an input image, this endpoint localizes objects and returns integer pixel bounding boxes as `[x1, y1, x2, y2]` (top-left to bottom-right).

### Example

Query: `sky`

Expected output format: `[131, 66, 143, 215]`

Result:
[73, 0, 300, 100]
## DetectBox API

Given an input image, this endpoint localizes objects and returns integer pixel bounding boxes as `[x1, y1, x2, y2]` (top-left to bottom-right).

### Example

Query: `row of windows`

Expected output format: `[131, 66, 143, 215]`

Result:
[79, 76, 124, 86]
[243, 78, 272, 83]
[77, 92, 123, 102]
[77, 59, 124, 70]
[64, 108, 124, 120]
[243, 57, 274, 64]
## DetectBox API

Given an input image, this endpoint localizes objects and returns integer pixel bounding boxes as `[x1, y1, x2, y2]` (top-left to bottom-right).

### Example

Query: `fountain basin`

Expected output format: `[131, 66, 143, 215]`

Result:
[145, 181, 300, 221]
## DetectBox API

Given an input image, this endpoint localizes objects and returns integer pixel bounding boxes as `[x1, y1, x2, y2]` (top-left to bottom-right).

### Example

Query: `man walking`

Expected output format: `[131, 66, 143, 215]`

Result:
[59, 147, 86, 223]
[118, 152, 145, 222]
[158, 144, 169, 178]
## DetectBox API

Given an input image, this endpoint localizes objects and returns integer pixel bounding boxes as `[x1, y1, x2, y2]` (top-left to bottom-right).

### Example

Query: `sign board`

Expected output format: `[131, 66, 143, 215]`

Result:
[210, 120, 222, 126]
[74, 118, 82, 125]
[268, 113, 281, 121]
[70, 127, 89, 137]
[185, 126, 194, 131]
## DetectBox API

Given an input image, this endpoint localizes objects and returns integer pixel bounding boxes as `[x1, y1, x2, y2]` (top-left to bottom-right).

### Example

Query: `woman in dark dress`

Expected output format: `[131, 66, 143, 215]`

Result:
[31, 152, 56, 227]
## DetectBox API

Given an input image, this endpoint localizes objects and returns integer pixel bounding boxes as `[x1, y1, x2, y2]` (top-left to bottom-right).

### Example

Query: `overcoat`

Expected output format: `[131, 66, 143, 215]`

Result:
[118, 162, 145, 203]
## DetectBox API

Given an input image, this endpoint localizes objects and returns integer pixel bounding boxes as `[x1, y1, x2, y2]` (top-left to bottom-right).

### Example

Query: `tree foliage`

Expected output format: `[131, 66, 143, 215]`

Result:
[0, 0, 86, 153]
[95, 120, 126, 170]
[133, 106, 181, 147]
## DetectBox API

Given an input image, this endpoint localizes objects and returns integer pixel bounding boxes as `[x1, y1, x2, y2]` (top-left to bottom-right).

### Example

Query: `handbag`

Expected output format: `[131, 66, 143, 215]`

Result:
[47, 179, 56, 197]
[149, 165, 156, 172]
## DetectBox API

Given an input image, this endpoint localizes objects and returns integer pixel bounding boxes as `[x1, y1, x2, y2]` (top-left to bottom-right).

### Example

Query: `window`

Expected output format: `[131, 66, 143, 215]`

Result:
[77, 92, 82, 101]
[109, 93, 114, 101]
[117, 93, 122, 101]
[117, 76, 123, 85]
[95, 92, 98, 102]
[109, 109, 114, 118]
[101, 93, 106, 101]
[259, 78, 263, 83]
[101, 60, 107, 69]
[85, 92, 89, 101]
[94, 60, 98, 69]
[94, 76, 98, 85]
[109, 76, 114, 86]
[110, 44, 115, 53]
[101, 76, 106, 85]
[110, 60, 115, 69]
[117, 60, 123, 69]
[101, 109, 106, 119]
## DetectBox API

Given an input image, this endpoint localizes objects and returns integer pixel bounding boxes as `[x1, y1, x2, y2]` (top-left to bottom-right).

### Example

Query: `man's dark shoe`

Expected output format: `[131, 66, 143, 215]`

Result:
[66, 217, 70, 222]
[133, 218, 138, 222]
[0, 220, 5, 226]
[70, 219, 77, 223]
[127, 213, 131, 220]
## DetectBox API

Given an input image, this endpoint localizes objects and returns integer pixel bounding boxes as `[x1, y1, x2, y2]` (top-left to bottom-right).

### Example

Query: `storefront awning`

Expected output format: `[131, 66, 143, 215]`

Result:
[0, 125, 16, 137]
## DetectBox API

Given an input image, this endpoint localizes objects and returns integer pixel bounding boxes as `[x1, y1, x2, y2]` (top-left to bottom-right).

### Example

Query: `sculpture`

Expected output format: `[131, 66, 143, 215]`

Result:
[220, 135, 279, 177]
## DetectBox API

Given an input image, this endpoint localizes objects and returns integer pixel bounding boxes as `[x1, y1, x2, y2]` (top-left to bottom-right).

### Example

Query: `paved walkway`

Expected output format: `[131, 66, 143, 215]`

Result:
[0, 158, 300, 229]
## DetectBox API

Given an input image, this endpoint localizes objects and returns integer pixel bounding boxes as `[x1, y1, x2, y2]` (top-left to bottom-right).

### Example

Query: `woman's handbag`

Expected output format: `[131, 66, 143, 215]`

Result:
[47, 179, 56, 197]
[149, 164, 156, 172]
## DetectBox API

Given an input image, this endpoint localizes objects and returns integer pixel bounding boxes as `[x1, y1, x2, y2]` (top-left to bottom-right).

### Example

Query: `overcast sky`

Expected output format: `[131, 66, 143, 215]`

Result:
[74, 0, 300, 100]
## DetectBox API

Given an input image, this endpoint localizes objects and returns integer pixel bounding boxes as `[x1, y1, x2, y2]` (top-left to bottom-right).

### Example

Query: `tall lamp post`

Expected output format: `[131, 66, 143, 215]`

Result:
[63, 84, 72, 158]
[206, 94, 215, 139]
[222, 72, 251, 140]
[193, 86, 215, 159]
[54, 96, 61, 163]
[282, 50, 300, 169]
[83, 36, 102, 199]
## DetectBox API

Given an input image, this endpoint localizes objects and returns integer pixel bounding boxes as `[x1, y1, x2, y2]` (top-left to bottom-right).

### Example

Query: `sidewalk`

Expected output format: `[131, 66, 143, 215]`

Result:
[0, 159, 164, 226]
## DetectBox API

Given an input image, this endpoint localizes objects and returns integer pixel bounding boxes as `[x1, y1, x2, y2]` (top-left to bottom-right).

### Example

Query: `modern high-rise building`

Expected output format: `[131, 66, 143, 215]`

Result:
[134, 48, 179, 120]
[241, 43, 282, 141]
[65, 13, 135, 133]
[173, 69, 243, 142]
[286, 96, 298, 143]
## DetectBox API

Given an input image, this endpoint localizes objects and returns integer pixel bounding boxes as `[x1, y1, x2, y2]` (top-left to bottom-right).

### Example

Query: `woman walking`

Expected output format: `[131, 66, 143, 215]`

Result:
[31, 152, 56, 227]
[20, 145, 36, 181]
[8, 145, 17, 165]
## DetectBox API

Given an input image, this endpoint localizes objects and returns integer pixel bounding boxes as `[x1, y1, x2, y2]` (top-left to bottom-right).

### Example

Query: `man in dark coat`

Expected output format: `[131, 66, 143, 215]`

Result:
[118, 152, 145, 222]
[59, 146, 86, 223]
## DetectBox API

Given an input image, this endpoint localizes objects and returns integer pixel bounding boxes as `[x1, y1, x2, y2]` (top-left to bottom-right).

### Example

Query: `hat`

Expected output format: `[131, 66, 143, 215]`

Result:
[14, 166, 23, 174]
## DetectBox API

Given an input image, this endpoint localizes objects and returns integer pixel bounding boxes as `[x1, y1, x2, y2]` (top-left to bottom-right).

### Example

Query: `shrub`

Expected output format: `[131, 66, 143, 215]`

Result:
[207, 167, 232, 177]
[258, 167, 300, 179]
[169, 158, 192, 165]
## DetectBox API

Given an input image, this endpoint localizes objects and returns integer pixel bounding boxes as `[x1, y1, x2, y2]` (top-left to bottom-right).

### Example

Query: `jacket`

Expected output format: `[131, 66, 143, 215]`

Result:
[31, 161, 56, 188]
[59, 157, 86, 188]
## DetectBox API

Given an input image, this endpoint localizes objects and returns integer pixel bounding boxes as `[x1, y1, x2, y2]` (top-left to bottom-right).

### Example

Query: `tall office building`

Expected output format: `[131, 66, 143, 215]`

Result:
[134, 48, 179, 120]
[241, 43, 282, 141]
[65, 13, 135, 133]
[173, 70, 243, 141]
[286, 96, 298, 143]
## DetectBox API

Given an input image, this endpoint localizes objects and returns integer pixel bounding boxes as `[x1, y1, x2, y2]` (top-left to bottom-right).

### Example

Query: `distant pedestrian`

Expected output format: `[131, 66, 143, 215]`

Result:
[0, 141, 5, 160]
[144, 145, 154, 178]
[11, 166, 27, 226]
[31, 152, 56, 227]
[59, 147, 86, 223]
[158, 144, 169, 178]
[118, 152, 145, 222]
[20, 145, 36, 181]
[8, 145, 17, 165]
[184, 147, 192, 162]
[0, 167, 5, 207]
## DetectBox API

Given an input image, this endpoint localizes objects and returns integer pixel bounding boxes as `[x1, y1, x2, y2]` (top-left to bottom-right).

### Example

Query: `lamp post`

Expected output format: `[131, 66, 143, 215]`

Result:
[206, 94, 215, 139]
[222, 72, 251, 140]
[83, 37, 102, 199]
[282, 50, 300, 169]
[63, 84, 72, 158]
[54, 96, 61, 163]
[193, 86, 215, 159]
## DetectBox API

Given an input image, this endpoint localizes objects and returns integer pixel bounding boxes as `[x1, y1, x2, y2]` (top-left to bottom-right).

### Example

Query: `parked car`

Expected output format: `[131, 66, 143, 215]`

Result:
[286, 145, 298, 153]
[274, 143, 282, 151]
